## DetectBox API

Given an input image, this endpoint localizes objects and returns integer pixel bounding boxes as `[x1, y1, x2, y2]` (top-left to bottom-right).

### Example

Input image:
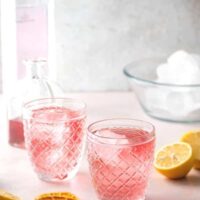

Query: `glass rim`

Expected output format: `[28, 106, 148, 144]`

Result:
[87, 118, 155, 145]
[23, 97, 86, 123]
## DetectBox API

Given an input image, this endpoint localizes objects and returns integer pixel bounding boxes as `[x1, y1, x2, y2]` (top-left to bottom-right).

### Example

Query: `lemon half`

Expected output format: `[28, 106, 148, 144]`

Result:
[35, 192, 79, 200]
[154, 142, 194, 179]
[181, 130, 200, 169]
[0, 190, 20, 200]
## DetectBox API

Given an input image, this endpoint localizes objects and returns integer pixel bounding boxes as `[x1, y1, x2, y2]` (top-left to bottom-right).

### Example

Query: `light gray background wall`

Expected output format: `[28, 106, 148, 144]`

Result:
[54, 0, 200, 91]
[1, 0, 200, 92]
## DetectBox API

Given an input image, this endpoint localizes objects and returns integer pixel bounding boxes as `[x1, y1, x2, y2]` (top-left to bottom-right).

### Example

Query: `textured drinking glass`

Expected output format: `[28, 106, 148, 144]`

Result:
[87, 119, 155, 200]
[23, 98, 86, 182]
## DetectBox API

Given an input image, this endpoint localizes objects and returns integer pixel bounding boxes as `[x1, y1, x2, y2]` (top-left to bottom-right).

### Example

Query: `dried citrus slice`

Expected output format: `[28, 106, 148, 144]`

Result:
[154, 142, 194, 179]
[181, 130, 200, 169]
[35, 192, 79, 200]
[0, 190, 21, 200]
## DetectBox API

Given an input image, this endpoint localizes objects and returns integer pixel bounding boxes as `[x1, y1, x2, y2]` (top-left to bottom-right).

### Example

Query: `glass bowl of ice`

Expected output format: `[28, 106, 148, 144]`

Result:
[124, 50, 200, 122]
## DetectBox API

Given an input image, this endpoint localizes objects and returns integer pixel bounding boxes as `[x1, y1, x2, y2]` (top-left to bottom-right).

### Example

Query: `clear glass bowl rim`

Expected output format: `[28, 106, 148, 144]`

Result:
[123, 57, 200, 88]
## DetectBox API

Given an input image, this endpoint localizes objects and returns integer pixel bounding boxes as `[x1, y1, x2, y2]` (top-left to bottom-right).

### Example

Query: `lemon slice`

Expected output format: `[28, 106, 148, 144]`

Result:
[181, 130, 200, 169]
[35, 192, 79, 200]
[154, 142, 194, 179]
[0, 190, 20, 200]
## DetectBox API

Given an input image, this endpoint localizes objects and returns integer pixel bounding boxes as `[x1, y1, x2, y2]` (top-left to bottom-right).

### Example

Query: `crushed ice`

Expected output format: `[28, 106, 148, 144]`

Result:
[157, 50, 200, 85]
[146, 50, 200, 118]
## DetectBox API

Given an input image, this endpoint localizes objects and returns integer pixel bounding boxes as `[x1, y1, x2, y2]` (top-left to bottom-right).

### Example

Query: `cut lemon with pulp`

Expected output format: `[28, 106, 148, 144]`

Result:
[35, 192, 79, 200]
[154, 142, 194, 179]
[0, 190, 21, 200]
[181, 130, 200, 169]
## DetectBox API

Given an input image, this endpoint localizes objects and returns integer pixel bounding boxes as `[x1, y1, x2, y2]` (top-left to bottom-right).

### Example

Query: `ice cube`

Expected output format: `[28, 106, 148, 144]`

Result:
[156, 50, 200, 85]
[184, 90, 200, 116]
[156, 63, 173, 84]
[95, 129, 129, 145]
[191, 54, 200, 66]
[167, 50, 199, 70]
[93, 129, 128, 166]
[49, 149, 63, 165]
[145, 88, 168, 110]
[53, 125, 70, 144]
[165, 91, 195, 116]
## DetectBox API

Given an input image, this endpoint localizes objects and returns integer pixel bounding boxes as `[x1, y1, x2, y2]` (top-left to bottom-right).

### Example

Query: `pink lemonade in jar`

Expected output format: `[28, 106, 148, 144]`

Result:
[9, 117, 25, 148]
[88, 126, 155, 200]
[24, 106, 86, 181]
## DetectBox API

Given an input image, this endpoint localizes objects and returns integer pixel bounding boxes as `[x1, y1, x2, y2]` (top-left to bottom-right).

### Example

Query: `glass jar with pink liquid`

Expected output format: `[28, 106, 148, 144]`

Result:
[87, 119, 155, 200]
[7, 0, 55, 148]
[8, 60, 63, 148]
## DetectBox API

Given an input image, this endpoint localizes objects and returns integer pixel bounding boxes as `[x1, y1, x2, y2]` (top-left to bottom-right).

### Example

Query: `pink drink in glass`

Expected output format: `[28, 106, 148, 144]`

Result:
[88, 119, 155, 200]
[23, 99, 86, 182]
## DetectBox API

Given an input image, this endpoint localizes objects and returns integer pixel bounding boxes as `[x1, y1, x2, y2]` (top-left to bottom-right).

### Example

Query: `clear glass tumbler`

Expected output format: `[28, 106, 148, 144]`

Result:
[23, 98, 86, 182]
[87, 119, 155, 200]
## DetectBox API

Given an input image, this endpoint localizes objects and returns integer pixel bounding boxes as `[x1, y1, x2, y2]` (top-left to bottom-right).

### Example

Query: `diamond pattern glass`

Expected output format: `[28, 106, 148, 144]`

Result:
[87, 119, 155, 200]
[23, 98, 86, 182]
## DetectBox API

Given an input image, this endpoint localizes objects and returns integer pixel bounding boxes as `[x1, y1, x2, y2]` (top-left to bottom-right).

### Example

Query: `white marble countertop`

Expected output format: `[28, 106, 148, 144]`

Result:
[0, 92, 200, 200]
